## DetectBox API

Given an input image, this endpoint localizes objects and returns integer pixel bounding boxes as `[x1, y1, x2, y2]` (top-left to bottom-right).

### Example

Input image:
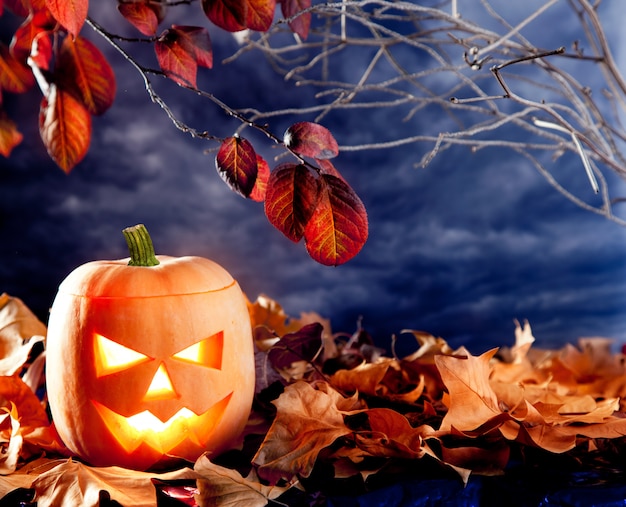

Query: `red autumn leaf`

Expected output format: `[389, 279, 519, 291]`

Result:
[56, 36, 116, 115]
[171, 25, 213, 68]
[267, 322, 323, 370]
[39, 84, 91, 173]
[29, 31, 54, 72]
[45, 0, 88, 38]
[202, 0, 276, 33]
[0, 110, 23, 157]
[284, 121, 339, 160]
[264, 163, 320, 242]
[117, 2, 160, 36]
[280, 0, 311, 40]
[3, 0, 29, 16]
[202, 0, 246, 32]
[249, 154, 270, 202]
[10, 9, 57, 63]
[0, 43, 34, 94]
[317, 158, 347, 182]
[246, 0, 276, 31]
[304, 174, 368, 266]
[215, 136, 258, 197]
[155, 25, 212, 87]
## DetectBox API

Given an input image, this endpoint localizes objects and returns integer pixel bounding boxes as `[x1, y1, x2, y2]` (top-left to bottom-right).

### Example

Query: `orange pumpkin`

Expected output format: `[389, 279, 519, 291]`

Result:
[46, 224, 255, 470]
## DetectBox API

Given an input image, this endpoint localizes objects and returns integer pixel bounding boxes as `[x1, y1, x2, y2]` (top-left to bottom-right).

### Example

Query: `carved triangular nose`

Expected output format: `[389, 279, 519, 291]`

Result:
[142, 363, 177, 401]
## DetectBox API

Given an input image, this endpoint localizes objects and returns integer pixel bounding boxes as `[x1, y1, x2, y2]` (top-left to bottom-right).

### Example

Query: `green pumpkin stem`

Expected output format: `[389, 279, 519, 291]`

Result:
[123, 224, 160, 267]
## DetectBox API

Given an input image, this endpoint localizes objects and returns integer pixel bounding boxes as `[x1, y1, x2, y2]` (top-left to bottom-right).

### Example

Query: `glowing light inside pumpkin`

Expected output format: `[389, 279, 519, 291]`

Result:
[126, 407, 196, 432]
[143, 363, 177, 401]
[91, 392, 233, 454]
[172, 331, 223, 369]
[95, 333, 151, 377]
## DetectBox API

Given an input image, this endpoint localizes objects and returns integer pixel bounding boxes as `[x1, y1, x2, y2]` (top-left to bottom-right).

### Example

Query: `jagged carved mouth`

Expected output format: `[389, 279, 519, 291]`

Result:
[91, 392, 232, 455]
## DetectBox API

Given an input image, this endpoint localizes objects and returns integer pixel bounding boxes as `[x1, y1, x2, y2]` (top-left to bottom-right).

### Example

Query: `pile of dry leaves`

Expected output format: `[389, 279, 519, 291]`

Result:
[2, 292, 626, 506]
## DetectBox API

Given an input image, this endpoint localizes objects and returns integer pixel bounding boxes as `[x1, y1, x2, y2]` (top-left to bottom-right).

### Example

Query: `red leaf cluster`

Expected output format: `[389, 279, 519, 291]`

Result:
[216, 122, 368, 265]
[2, 1, 366, 265]
[1, 0, 116, 173]
[1, 0, 311, 173]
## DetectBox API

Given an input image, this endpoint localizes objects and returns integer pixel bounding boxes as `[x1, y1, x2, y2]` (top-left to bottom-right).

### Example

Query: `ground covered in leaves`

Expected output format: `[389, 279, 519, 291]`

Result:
[2, 293, 626, 506]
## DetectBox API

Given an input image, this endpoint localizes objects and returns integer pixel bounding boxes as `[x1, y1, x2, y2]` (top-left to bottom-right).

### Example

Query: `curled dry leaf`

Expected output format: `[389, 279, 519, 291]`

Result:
[267, 322, 323, 371]
[0, 375, 61, 473]
[0, 293, 46, 376]
[331, 359, 425, 404]
[253, 381, 356, 484]
[194, 455, 290, 507]
[32, 459, 199, 507]
[435, 348, 501, 434]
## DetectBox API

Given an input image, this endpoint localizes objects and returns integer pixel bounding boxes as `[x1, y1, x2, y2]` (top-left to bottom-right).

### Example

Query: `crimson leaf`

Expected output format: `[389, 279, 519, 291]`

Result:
[215, 136, 258, 197]
[155, 25, 212, 87]
[264, 163, 320, 242]
[280, 0, 311, 40]
[39, 84, 91, 173]
[56, 35, 116, 115]
[304, 174, 368, 266]
[284, 121, 339, 159]
[249, 154, 270, 202]
[46, 0, 88, 38]
[202, 0, 276, 32]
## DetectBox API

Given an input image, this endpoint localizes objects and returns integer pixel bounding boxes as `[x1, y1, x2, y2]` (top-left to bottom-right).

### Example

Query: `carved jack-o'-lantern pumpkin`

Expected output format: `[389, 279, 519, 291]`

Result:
[46, 224, 255, 470]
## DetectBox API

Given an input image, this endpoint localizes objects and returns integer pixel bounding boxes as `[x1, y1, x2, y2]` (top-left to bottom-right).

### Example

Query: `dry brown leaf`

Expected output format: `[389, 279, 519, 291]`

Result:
[331, 359, 425, 404]
[0, 374, 59, 472]
[0, 293, 46, 376]
[435, 348, 501, 433]
[253, 381, 353, 483]
[352, 408, 431, 459]
[0, 374, 49, 429]
[32, 459, 199, 507]
[0, 403, 22, 474]
[398, 330, 455, 361]
[194, 455, 289, 507]
[0, 457, 63, 497]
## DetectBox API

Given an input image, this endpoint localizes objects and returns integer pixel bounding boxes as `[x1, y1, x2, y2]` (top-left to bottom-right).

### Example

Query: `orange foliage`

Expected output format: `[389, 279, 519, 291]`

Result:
[3, 293, 626, 504]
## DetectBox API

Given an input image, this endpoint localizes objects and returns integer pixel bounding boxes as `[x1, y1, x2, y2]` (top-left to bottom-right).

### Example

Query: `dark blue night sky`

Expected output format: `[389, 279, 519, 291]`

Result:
[1, 1, 626, 358]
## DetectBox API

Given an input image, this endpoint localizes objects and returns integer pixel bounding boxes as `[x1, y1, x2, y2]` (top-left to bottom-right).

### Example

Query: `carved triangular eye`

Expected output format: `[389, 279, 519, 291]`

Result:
[94, 333, 151, 377]
[172, 331, 223, 369]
